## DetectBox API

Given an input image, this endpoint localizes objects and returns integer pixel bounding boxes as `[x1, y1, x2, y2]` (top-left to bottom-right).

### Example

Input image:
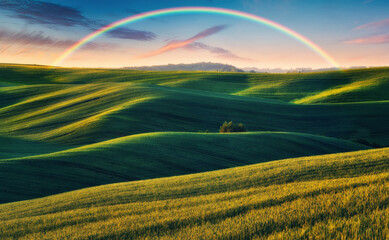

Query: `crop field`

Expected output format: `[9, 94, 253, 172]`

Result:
[0, 147, 388, 239]
[0, 64, 388, 239]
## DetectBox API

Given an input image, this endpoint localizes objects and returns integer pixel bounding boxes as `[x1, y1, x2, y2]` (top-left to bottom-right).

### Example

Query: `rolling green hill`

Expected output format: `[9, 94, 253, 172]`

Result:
[0, 64, 388, 238]
[1, 81, 388, 146]
[0, 147, 388, 239]
[1, 64, 388, 103]
[0, 132, 369, 203]
[0, 64, 388, 204]
[0, 135, 66, 159]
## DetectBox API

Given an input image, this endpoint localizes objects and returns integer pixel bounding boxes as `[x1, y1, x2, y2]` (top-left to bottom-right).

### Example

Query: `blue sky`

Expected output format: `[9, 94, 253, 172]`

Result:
[0, 0, 388, 68]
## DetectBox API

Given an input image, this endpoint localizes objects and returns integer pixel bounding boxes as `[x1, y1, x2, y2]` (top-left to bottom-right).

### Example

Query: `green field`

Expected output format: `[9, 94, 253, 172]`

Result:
[1, 65, 388, 147]
[1, 64, 388, 103]
[0, 132, 370, 203]
[0, 147, 388, 239]
[0, 64, 388, 239]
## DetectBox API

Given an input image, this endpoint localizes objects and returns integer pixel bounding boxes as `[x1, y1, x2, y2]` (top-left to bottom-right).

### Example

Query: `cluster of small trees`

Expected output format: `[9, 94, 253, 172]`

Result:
[219, 121, 246, 133]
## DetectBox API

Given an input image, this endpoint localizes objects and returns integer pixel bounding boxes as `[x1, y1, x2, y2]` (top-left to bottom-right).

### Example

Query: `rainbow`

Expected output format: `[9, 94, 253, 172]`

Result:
[53, 7, 340, 68]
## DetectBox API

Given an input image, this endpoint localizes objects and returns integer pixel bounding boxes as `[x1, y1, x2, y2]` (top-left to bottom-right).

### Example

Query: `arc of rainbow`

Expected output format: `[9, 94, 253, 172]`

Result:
[53, 7, 340, 68]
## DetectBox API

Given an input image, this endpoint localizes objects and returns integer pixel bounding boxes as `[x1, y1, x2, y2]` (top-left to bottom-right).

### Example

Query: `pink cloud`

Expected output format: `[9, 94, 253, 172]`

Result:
[184, 42, 255, 62]
[134, 25, 227, 59]
[344, 34, 389, 44]
[354, 18, 389, 31]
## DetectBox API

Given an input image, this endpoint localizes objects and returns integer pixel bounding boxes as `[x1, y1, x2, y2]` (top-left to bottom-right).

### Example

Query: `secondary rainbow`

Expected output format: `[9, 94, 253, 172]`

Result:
[53, 7, 340, 68]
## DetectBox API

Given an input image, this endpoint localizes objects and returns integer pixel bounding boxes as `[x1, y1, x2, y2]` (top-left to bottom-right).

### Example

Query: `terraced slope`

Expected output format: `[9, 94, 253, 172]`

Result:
[0, 132, 369, 203]
[0, 147, 388, 239]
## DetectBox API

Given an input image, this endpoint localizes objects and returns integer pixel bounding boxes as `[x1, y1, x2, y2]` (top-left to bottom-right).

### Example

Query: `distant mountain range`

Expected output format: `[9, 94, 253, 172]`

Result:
[123, 62, 244, 72]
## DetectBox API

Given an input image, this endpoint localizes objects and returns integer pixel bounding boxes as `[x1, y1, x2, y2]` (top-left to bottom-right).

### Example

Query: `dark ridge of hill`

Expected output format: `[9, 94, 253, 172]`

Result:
[0, 136, 67, 159]
[123, 62, 244, 72]
[0, 131, 370, 203]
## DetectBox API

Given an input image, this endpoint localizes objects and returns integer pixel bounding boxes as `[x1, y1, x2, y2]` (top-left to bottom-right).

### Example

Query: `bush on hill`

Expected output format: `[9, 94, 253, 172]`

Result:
[219, 121, 247, 133]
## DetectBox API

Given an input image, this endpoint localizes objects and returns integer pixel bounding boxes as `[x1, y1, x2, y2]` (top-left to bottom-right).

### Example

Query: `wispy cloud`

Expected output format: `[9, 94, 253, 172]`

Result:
[0, 0, 156, 41]
[185, 42, 254, 61]
[135, 25, 228, 59]
[106, 27, 156, 41]
[344, 34, 389, 44]
[0, 29, 114, 50]
[0, 29, 74, 47]
[348, 18, 389, 45]
[354, 18, 389, 30]
[0, 0, 92, 27]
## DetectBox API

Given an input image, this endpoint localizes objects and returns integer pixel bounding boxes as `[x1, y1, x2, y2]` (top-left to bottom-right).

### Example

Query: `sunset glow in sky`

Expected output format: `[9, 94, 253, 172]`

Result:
[0, 0, 388, 69]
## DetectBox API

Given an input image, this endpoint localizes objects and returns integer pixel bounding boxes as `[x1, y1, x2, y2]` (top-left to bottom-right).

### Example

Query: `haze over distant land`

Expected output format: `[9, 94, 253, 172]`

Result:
[122, 62, 375, 73]
[123, 62, 244, 72]
[242, 66, 371, 73]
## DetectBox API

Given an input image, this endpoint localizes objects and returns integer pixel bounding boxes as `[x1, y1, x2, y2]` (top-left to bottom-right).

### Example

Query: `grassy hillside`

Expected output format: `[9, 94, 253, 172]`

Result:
[1, 82, 388, 146]
[0, 64, 388, 238]
[0, 132, 369, 203]
[0, 64, 388, 204]
[0, 135, 66, 159]
[0, 147, 388, 239]
[1, 64, 388, 103]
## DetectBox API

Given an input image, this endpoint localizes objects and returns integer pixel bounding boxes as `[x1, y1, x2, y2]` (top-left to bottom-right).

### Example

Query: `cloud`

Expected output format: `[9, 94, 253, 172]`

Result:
[0, 29, 74, 47]
[190, 25, 228, 40]
[185, 42, 254, 61]
[79, 42, 114, 51]
[0, 29, 114, 50]
[135, 25, 228, 59]
[186, 42, 230, 54]
[344, 34, 389, 44]
[106, 27, 156, 41]
[0, 0, 157, 41]
[0, 0, 92, 27]
[354, 18, 389, 31]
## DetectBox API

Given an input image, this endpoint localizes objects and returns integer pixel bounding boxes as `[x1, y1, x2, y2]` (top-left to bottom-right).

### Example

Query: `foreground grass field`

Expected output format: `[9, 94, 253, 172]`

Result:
[0, 147, 388, 239]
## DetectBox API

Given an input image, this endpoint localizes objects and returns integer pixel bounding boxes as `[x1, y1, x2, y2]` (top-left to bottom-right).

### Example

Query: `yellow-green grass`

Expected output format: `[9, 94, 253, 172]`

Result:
[0, 147, 388, 239]
[1, 82, 389, 146]
[1, 64, 389, 103]
[0, 83, 159, 145]
[293, 76, 387, 104]
[0, 131, 369, 203]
